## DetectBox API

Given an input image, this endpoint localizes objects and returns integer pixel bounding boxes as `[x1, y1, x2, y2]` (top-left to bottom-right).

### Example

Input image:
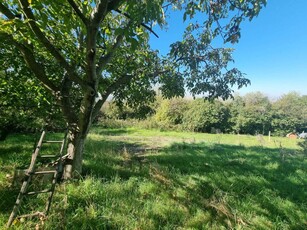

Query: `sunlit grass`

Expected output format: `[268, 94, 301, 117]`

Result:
[1, 128, 306, 229]
[90, 126, 300, 149]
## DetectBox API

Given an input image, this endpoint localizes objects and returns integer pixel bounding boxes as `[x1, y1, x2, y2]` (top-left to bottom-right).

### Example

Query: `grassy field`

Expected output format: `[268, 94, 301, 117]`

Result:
[0, 127, 307, 229]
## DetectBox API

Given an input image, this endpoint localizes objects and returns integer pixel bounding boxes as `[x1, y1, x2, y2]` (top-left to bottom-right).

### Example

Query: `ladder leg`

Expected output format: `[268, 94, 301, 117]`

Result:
[7, 130, 45, 227]
[7, 130, 67, 226]
[45, 170, 58, 215]
[7, 176, 31, 227]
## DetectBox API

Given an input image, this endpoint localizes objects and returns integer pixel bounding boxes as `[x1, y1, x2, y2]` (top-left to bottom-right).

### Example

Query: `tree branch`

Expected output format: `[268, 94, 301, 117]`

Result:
[90, 0, 108, 26]
[18, 0, 90, 91]
[102, 74, 134, 99]
[228, 0, 246, 12]
[4, 34, 60, 94]
[162, 0, 179, 9]
[96, 32, 124, 76]
[85, 0, 124, 84]
[92, 73, 134, 121]
[84, 1, 108, 85]
[115, 9, 159, 38]
[0, 2, 16, 19]
[91, 0, 125, 23]
[59, 74, 79, 123]
[92, 66, 166, 121]
[107, 0, 123, 12]
[67, 0, 88, 26]
[91, 94, 107, 123]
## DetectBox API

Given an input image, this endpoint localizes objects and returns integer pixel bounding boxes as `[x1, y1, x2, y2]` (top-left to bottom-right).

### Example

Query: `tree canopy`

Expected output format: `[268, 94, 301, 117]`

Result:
[0, 0, 267, 177]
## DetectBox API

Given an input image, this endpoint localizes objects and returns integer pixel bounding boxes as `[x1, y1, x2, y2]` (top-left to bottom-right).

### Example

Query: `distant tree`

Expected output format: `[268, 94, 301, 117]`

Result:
[0, 0, 266, 178]
[182, 99, 230, 133]
[154, 97, 189, 128]
[272, 92, 307, 135]
[229, 92, 271, 134]
[228, 95, 245, 134]
[103, 100, 154, 120]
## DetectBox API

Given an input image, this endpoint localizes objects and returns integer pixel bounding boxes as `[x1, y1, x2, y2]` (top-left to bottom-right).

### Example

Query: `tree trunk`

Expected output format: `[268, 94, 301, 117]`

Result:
[60, 83, 105, 179]
[61, 94, 99, 179]
[63, 126, 87, 179]
[63, 130, 85, 180]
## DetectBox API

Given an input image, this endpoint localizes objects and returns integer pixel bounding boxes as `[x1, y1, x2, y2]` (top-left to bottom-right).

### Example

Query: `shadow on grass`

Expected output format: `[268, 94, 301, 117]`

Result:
[0, 133, 63, 216]
[146, 142, 307, 228]
[83, 138, 307, 228]
[83, 138, 149, 180]
[0, 187, 19, 212]
[1, 134, 306, 229]
[0, 135, 35, 222]
[91, 127, 136, 136]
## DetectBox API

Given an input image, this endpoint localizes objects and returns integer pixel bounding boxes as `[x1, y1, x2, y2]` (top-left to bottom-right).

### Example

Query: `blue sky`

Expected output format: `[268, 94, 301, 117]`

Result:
[149, 0, 307, 98]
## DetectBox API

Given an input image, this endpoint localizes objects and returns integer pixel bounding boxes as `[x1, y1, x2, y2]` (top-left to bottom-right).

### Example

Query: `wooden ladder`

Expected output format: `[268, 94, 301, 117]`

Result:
[7, 130, 68, 227]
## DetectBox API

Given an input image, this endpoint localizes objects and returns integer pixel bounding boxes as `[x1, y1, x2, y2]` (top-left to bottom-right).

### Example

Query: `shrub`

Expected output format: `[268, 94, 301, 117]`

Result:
[182, 99, 230, 133]
[154, 97, 189, 129]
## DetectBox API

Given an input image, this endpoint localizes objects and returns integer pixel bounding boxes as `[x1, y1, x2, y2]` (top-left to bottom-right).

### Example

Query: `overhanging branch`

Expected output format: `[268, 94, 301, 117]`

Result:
[92, 73, 134, 121]
[90, 0, 108, 26]
[0, 2, 15, 19]
[6, 35, 60, 94]
[18, 0, 90, 91]
[67, 0, 88, 26]
[96, 29, 125, 76]
[115, 9, 159, 38]
[102, 74, 134, 100]
[92, 66, 166, 121]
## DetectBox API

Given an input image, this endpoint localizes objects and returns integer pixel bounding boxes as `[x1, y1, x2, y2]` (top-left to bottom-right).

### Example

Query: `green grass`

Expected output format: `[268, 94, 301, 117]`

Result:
[1, 127, 306, 229]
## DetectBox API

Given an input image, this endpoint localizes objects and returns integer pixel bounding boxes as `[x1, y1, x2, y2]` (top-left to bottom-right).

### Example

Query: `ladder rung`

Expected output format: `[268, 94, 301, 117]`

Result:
[17, 211, 46, 219]
[39, 155, 58, 158]
[26, 189, 52, 195]
[33, 170, 57, 175]
[43, 141, 63, 143]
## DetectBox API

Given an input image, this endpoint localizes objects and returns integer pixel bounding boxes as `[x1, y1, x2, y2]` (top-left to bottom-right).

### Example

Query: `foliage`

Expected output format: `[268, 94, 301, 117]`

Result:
[102, 100, 155, 120]
[0, 45, 64, 136]
[271, 92, 307, 136]
[229, 92, 272, 134]
[103, 91, 307, 136]
[154, 97, 189, 128]
[297, 138, 307, 158]
[182, 99, 230, 132]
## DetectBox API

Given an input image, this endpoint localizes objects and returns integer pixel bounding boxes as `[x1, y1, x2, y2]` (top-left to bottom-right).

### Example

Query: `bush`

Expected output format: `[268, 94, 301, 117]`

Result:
[103, 101, 155, 120]
[182, 99, 230, 133]
[154, 97, 188, 129]
[298, 139, 307, 157]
